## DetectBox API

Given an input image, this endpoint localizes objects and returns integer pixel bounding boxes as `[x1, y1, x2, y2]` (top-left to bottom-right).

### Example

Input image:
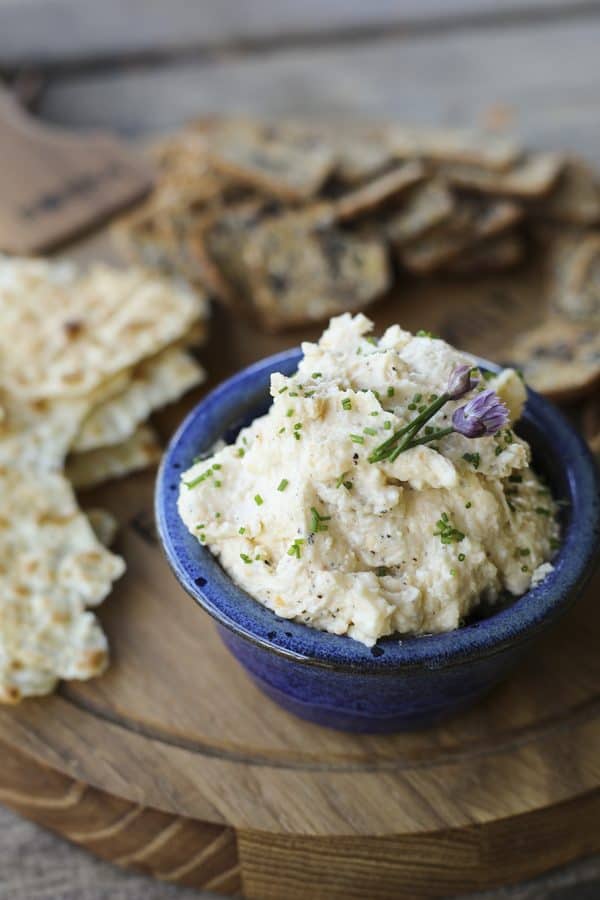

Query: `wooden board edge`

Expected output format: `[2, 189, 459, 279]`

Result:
[237, 788, 600, 899]
[0, 736, 242, 895]
[2, 728, 599, 899]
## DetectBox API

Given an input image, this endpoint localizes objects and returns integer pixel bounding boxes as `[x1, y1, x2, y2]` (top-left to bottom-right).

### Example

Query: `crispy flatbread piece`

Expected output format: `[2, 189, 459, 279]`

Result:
[66, 425, 162, 490]
[73, 348, 205, 452]
[0, 471, 125, 704]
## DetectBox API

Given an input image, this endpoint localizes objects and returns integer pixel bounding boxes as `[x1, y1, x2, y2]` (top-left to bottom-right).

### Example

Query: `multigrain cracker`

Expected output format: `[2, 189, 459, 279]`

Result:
[206, 120, 336, 201]
[399, 195, 522, 273]
[238, 212, 391, 331]
[384, 179, 455, 246]
[0, 471, 125, 704]
[0, 258, 206, 399]
[440, 153, 564, 198]
[73, 348, 205, 452]
[66, 425, 162, 490]
[333, 161, 426, 222]
[507, 317, 600, 401]
[389, 126, 522, 170]
[530, 159, 600, 225]
[549, 232, 600, 321]
[443, 233, 524, 274]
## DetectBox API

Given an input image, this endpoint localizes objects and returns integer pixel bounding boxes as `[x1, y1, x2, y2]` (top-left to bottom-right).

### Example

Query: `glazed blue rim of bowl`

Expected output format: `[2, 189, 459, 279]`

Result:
[156, 348, 600, 672]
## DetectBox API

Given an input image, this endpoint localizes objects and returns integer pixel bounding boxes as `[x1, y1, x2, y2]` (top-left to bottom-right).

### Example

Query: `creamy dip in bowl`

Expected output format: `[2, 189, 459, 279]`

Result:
[156, 318, 600, 732]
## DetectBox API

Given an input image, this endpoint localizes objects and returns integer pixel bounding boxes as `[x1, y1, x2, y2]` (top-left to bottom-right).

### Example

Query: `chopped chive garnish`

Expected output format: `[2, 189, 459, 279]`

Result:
[286, 408, 294, 417]
[214, 480, 222, 487]
[238, 526, 246, 534]
[521, 564, 529, 572]
[184, 468, 213, 488]
[416, 329, 434, 337]
[458, 553, 466, 562]
[288, 538, 304, 558]
[429, 393, 438, 402]
[277, 479, 289, 492]
[212, 463, 221, 470]
[278, 386, 288, 394]
[518, 547, 531, 557]
[236, 447, 245, 457]
[312, 372, 322, 379]
[310, 506, 331, 533]
[450, 568, 457, 577]
[363, 427, 377, 436]
[414, 393, 422, 403]
[294, 432, 301, 441]
[387, 386, 395, 397]
[462, 452, 480, 470]
[384, 421, 392, 430]
[289, 392, 299, 397]
[304, 390, 315, 397]
[370, 411, 379, 417]
[240, 553, 253, 564]
[535, 507, 551, 516]
[293, 422, 302, 430]
[254, 494, 264, 506]
[350, 433, 365, 444]
[195, 523, 205, 530]
[465, 501, 472, 509]
[342, 398, 352, 411]
[495, 446, 503, 456]
[408, 403, 417, 411]
[434, 512, 465, 545]
[376, 566, 389, 576]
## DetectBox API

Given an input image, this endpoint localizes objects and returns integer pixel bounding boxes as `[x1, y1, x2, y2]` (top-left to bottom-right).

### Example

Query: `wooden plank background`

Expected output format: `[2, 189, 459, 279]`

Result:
[1, 0, 600, 897]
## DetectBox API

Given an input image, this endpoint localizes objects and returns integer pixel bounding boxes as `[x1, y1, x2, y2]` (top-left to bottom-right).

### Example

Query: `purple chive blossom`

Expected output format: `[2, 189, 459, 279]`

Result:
[452, 389, 509, 438]
[446, 364, 478, 400]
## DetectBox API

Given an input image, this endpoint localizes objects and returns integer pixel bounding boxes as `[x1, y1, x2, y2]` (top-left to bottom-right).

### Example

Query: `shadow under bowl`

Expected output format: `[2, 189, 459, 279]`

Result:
[156, 349, 600, 733]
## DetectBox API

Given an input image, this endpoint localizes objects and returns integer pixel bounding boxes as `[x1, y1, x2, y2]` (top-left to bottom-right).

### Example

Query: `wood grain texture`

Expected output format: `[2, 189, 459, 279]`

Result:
[34, 15, 600, 167]
[0, 234, 598, 898]
[0, 87, 151, 253]
[0, 0, 577, 68]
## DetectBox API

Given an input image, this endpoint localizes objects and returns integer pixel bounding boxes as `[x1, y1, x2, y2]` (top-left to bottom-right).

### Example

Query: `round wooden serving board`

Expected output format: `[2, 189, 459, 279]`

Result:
[0, 238, 598, 900]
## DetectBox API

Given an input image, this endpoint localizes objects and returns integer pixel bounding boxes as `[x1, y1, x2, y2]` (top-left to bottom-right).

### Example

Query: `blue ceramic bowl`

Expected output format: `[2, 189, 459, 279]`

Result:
[156, 349, 600, 733]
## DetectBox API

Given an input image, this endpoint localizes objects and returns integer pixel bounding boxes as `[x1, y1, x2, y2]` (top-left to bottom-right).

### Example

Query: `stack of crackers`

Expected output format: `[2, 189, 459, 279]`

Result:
[115, 117, 599, 441]
[0, 257, 208, 702]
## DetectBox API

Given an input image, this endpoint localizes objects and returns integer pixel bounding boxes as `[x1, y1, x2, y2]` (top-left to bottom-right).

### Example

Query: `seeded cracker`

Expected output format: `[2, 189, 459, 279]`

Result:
[507, 317, 600, 401]
[238, 211, 391, 331]
[530, 159, 600, 225]
[332, 161, 426, 222]
[388, 126, 522, 170]
[206, 120, 336, 201]
[384, 179, 455, 247]
[548, 232, 600, 322]
[440, 152, 564, 198]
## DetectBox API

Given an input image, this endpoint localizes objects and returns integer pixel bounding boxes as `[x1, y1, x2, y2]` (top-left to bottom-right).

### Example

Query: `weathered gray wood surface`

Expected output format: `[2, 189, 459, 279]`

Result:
[1, 0, 600, 898]
[0, 0, 581, 68]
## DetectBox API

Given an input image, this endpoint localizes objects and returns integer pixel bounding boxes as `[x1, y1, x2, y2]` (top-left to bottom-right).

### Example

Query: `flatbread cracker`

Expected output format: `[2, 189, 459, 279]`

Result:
[206, 120, 336, 201]
[0, 470, 125, 703]
[86, 509, 119, 547]
[549, 232, 600, 321]
[389, 126, 521, 170]
[333, 161, 426, 222]
[384, 179, 455, 246]
[0, 258, 207, 399]
[443, 233, 524, 274]
[238, 212, 391, 331]
[73, 348, 205, 452]
[507, 317, 600, 401]
[66, 425, 162, 490]
[440, 152, 564, 198]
